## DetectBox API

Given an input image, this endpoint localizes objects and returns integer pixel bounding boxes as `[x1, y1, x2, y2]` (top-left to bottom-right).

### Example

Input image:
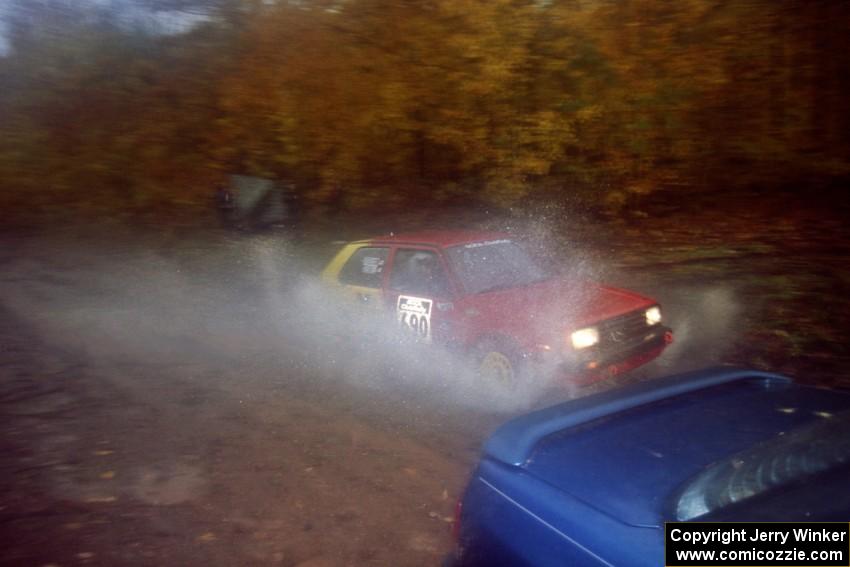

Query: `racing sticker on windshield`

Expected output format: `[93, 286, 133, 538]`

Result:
[397, 295, 432, 343]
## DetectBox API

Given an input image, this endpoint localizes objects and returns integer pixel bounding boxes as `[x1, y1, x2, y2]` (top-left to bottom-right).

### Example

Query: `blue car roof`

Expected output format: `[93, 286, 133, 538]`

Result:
[484, 367, 790, 466]
[482, 367, 850, 527]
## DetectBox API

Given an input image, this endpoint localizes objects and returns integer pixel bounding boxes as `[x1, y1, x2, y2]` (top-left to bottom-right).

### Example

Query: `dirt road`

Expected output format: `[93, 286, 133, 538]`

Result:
[1, 215, 846, 566]
[1, 228, 486, 566]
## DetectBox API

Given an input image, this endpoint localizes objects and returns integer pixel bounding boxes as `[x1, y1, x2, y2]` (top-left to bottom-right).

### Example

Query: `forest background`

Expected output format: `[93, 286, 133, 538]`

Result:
[1, 0, 848, 223]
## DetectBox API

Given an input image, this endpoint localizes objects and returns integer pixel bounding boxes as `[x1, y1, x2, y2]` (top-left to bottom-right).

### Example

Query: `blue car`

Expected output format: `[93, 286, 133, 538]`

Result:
[447, 367, 850, 566]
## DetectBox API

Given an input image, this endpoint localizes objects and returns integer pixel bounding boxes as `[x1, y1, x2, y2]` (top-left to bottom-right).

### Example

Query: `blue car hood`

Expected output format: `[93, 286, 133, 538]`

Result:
[523, 380, 850, 528]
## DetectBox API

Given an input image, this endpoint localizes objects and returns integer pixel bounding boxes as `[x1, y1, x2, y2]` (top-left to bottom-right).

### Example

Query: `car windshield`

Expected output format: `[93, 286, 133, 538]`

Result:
[675, 410, 850, 521]
[446, 240, 550, 295]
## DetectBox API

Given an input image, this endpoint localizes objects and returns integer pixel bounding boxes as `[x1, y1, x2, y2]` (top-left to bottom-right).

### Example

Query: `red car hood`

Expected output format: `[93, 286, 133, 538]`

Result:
[466, 277, 655, 344]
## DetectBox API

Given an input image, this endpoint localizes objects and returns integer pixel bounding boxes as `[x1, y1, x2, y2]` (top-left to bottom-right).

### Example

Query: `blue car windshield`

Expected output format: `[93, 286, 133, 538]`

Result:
[446, 240, 550, 295]
[675, 411, 850, 521]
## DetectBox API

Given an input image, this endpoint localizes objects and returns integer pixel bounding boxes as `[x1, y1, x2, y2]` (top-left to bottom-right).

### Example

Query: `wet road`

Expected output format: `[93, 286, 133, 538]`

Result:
[0, 220, 845, 565]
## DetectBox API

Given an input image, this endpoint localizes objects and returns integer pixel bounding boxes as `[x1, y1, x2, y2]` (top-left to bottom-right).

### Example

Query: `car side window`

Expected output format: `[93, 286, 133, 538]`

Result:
[388, 249, 450, 297]
[338, 247, 388, 288]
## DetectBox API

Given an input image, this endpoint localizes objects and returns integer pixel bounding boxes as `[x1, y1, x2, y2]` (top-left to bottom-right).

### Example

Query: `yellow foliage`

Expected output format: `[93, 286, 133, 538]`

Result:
[0, 0, 847, 216]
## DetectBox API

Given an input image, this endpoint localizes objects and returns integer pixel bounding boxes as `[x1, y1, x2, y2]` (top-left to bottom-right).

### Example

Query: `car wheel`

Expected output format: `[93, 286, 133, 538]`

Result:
[475, 339, 522, 389]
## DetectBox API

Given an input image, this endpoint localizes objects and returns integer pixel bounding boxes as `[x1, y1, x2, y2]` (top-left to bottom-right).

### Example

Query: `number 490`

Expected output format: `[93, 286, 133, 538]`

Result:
[400, 312, 429, 339]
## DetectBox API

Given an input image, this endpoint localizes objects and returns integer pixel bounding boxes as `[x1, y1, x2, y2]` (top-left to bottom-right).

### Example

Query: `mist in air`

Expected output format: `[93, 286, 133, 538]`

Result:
[2, 217, 743, 422]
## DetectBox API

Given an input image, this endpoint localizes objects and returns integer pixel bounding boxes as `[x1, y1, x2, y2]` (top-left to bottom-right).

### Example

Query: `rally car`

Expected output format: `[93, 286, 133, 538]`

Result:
[321, 230, 672, 384]
[446, 367, 850, 566]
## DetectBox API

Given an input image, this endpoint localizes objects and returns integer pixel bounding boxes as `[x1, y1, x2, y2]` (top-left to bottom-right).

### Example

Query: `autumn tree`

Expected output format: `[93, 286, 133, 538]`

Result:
[0, 0, 847, 219]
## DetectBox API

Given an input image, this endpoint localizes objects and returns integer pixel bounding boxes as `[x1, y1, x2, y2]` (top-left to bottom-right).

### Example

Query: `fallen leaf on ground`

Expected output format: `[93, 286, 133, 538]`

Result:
[85, 496, 116, 503]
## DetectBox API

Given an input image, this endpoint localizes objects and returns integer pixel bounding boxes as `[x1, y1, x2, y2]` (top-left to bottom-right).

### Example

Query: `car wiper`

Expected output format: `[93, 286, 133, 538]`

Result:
[522, 275, 553, 286]
[474, 283, 514, 294]
[475, 276, 550, 294]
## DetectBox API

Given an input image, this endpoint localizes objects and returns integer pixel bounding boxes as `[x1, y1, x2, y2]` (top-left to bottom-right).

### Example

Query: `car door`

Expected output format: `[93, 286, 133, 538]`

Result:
[334, 244, 389, 310]
[384, 247, 455, 344]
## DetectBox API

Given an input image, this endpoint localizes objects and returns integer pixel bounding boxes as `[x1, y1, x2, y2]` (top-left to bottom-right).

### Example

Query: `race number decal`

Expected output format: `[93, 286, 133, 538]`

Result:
[397, 296, 432, 343]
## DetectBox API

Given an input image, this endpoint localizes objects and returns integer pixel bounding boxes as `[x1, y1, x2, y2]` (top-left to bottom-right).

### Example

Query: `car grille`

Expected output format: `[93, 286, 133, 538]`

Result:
[596, 308, 658, 353]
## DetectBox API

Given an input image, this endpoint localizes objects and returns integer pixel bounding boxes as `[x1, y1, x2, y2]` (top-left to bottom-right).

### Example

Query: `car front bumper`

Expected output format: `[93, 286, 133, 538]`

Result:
[540, 325, 673, 384]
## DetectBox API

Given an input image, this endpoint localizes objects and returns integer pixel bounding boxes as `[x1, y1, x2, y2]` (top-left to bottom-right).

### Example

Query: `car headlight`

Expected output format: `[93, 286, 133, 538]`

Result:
[570, 327, 599, 350]
[645, 306, 662, 326]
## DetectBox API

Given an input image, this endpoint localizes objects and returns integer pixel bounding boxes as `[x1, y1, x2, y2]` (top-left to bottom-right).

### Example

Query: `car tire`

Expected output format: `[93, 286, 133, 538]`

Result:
[474, 338, 524, 389]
